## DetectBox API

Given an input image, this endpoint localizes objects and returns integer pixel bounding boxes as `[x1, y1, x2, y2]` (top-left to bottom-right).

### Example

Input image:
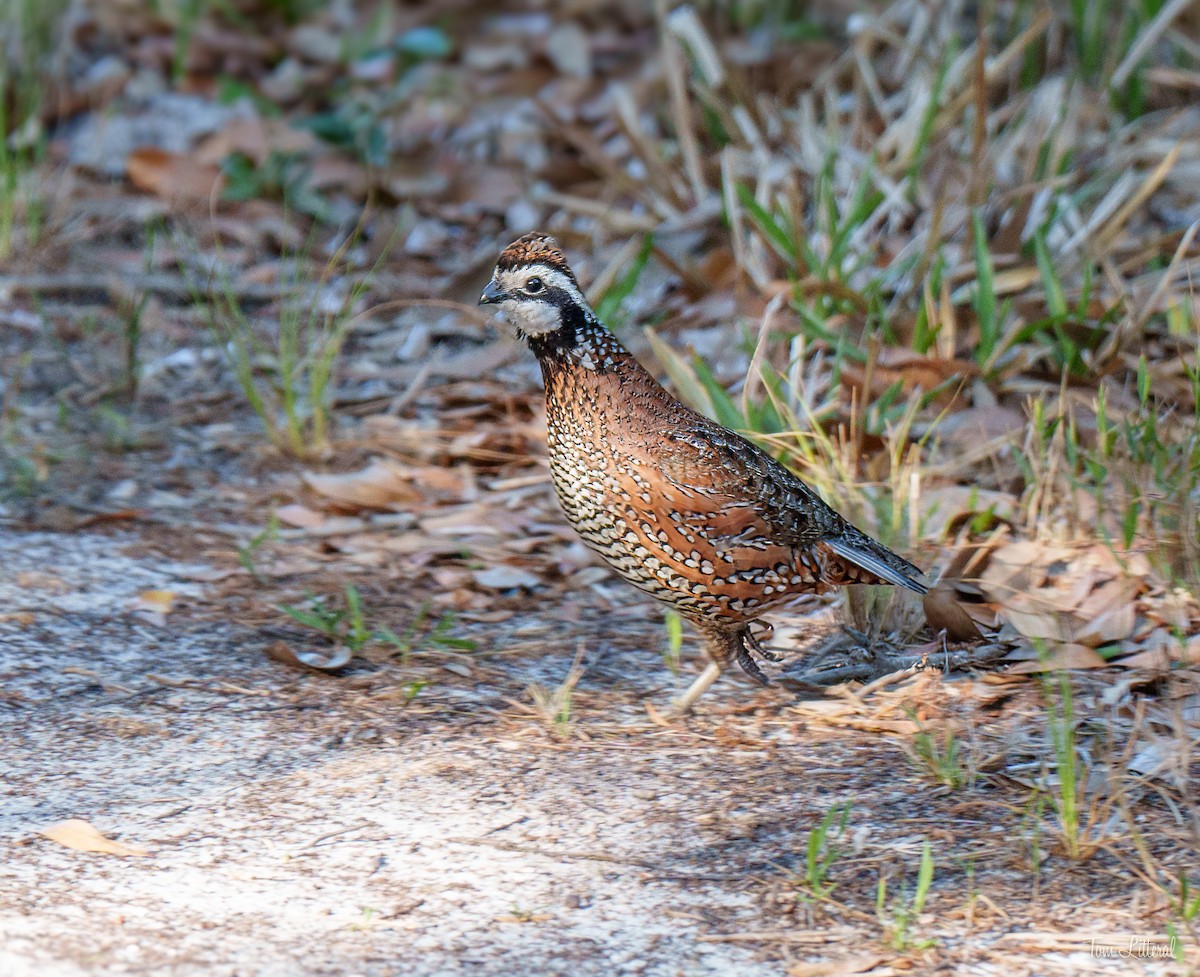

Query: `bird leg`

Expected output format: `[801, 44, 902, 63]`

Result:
[671, 625, 777, 716]
[669, 660, 724, 716]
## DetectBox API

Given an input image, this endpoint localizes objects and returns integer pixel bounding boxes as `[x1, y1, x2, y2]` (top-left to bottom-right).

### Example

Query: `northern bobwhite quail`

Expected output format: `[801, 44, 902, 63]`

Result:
[480, 232, 927, 713]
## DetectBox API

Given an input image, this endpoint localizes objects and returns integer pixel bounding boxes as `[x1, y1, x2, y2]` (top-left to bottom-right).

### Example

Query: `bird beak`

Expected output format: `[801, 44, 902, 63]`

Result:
[479, 280, 507, 305]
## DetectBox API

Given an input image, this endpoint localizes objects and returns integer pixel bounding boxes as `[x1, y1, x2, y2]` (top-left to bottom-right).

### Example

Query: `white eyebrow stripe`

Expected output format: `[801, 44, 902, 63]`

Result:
[497, 264, 592, 312]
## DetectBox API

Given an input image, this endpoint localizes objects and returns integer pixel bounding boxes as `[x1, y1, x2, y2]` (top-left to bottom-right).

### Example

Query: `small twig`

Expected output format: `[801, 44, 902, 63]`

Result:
[447, 836, 654, 867]
[784, 642, 1010, 689]
[290, 821, 375, 853]
[695, 929, 858, 944]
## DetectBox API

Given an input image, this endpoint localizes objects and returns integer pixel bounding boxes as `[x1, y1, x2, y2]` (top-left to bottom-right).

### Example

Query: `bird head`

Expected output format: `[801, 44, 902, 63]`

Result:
[479, 232, 592, 341]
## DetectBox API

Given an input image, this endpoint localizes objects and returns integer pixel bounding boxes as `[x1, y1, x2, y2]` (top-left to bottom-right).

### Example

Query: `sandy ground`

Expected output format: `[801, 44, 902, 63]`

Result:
[0, 529, 1188, 977]
[0, 529, 820, 977]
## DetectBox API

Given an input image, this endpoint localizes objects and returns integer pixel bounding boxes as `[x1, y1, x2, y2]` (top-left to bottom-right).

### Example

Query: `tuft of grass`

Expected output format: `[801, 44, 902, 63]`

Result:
[378, 602, 477, 665]
[1176, 875, 1200, 923]
[970, 210, 1001, 371]
[280, 584, 373, 654]
[1039, 659, 1086, 860]
[0, 0, 69, 258]
[1063, 0, 1178, 117]
[877, 840, 937, 952]
[1089, 356, 1200, 591]
[645, 0, 1200, 653]
[0, 351, 50, 499]
[1033, 648, 1121, 862]
[221, 150, 335, 223]
[195, 224, 380, 460]
[1166, 875, 1200, 957]
[906, 714, 973, 790]
[1014, 331, 1200, 594]
[237, 511, 281, 582]
[594, 234, 655, 329]
[662, 608, 684, 675]
[1018, 791, 1048, 890]
[399, 680, 429, 702]
[280, 584, 477, 669]
[794, 802, 852, 902]
[527, 646, 586, 739]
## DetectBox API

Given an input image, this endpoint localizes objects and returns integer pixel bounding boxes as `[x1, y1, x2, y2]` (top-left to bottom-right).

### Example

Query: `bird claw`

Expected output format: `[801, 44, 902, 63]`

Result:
[732, 626, 783, 685]
[744, 626, 784, 663]
[735, 640, 771, 686]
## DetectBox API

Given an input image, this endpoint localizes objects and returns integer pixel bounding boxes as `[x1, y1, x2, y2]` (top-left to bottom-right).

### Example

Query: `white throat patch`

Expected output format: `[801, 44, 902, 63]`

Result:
[490, 264, 591, 339]
[495, 298, 561, 338]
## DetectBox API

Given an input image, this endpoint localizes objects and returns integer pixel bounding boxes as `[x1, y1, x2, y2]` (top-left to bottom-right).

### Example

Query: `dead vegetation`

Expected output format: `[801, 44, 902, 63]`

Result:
[2, 0, 1199, 974]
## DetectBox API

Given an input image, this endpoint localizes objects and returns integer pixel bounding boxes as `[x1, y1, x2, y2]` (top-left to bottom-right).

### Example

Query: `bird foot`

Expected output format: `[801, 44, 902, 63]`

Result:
[733, 627, 782, 686]
[735, 642, 770, 686]
[744, 624, 783, 662]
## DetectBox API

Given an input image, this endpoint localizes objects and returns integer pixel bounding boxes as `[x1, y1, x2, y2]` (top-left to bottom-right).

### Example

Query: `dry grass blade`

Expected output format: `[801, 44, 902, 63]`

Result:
[1111, 0, 1198, 88]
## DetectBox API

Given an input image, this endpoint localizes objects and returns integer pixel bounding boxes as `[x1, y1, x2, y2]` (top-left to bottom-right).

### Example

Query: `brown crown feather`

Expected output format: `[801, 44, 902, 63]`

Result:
[496, 232, 577, 283]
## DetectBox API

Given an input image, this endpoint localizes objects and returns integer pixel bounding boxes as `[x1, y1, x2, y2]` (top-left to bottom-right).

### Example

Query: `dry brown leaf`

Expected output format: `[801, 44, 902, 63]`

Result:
[473, 566, 541, 590]
[0, 611, 37, 625]
[1115, 632, 1200, 669]
[130, 589, 176, 626]
[1041, 566, 1102, 613]
[1108, 648, 1166, 672]
[1074, 576, 1138, 618]
[275, 503, 326, 529]
[1145, 589, 1198, 630]
[127, 148, 222, 204]
[935, 404, 1027, 447]
[922, 581, 984, 641]
[840, 349, 974, 402]
[788, 954, 888, 977]
[264, 639, 353, 673]
[1009, 644, 1109, 672]
[304, 460, 422, 512]
[41, 819, 149, 857]
[16, 570, 69, 593]
[828, 718, 922, 734]
[1127, 737, 1190, 783]
[420, 503, 507, 535]
[194, 116, 319, 166]
[1001, 604, 1072, 642]
[1073, 600, 1136, 647]
[791, 700, 862, 719]
[979, 540, 1076, 598]
[963, 604, 1000, 628]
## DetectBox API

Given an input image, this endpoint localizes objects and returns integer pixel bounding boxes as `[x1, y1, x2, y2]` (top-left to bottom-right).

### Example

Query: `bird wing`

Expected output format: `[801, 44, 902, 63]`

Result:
[628, 421, 926, 594]
[654, 423, 842, 548]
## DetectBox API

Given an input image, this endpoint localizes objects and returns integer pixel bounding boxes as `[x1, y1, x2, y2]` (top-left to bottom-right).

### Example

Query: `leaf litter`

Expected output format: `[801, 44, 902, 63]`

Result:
[1, 0, 1199, 974]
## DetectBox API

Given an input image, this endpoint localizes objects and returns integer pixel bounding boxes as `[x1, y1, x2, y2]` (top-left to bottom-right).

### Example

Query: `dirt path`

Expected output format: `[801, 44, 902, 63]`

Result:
[0, 529, 813, 977]
[1, 529, 1191, 976]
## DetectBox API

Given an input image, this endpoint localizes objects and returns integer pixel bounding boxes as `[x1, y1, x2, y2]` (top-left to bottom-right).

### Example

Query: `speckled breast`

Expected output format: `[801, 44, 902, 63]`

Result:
[540, 364, 817, 626]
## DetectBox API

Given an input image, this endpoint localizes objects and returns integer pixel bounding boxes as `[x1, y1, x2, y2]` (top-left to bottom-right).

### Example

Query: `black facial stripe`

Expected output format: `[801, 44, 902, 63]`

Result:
[526, 290, 589, 359]
[510, 284, 574, 309]
[541, 285, 575, 307]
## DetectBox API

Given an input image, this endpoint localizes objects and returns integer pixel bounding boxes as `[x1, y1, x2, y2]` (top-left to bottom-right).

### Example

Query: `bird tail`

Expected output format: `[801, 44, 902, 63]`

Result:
[826, 536, 928, 595]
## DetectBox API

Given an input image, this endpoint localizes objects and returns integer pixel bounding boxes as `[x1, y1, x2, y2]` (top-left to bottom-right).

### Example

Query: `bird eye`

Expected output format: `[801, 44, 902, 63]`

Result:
[525, 277, 544, 294]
